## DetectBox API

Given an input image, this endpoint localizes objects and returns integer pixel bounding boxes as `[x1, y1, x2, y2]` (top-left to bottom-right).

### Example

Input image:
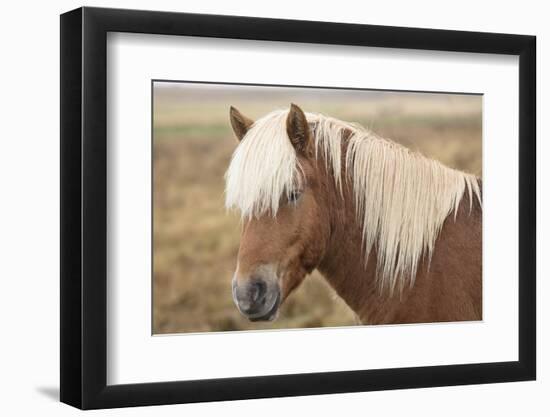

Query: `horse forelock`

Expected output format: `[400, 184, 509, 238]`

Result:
[225, 110, 303, 219]
[224, 109, 482, 294]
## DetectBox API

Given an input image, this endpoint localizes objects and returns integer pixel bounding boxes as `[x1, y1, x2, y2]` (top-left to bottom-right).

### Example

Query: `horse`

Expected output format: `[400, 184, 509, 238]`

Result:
[225, 103, 482, 325]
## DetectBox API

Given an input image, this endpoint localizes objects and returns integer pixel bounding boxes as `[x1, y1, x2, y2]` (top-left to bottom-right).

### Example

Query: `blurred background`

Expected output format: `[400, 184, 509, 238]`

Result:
[153, 82, 482, 334]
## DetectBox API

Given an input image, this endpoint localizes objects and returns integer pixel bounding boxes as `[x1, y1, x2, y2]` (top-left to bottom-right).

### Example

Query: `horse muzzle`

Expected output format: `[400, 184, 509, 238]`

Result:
[232, 266, 281, 322]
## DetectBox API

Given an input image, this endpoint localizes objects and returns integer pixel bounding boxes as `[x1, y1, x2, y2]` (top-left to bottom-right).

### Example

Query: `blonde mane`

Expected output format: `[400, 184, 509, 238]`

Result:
[225, 109, 481, 293]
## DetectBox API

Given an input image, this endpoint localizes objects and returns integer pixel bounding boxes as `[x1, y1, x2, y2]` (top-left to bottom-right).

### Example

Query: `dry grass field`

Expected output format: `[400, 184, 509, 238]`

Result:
[152, 83, 482, 334]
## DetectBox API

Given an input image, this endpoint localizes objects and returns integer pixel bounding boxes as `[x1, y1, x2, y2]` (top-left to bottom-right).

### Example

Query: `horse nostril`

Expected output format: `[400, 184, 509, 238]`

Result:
[249, 279, 267, 303]
[233, 275, 272, 315]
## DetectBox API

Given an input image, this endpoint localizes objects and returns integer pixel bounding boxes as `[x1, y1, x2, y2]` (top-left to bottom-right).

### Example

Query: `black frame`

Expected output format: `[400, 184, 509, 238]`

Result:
[60, 6, 536, 410]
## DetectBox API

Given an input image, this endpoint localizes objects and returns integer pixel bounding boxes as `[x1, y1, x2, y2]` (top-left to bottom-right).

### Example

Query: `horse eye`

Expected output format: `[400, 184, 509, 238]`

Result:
[288, 190, 302, 203]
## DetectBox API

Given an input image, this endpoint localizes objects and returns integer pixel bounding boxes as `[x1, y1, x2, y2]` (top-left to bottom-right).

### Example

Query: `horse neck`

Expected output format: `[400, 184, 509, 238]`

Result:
[317, 177, 379, 319]
[313, 130, 482, 323]
[314, 137, 380, 318]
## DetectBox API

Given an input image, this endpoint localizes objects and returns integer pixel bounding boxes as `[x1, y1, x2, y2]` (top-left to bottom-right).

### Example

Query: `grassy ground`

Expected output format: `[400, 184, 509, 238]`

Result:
[152, 83, 482, 334]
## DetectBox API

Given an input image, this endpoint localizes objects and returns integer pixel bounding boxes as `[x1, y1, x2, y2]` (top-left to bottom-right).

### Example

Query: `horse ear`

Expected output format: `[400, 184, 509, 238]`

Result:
[229, 106, 254, 141]
[286, 103, 311, 154]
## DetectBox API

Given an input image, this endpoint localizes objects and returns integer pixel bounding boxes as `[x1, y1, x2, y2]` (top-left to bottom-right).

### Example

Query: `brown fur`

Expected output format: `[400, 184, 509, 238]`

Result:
[317, 170, 482, 324]
[231, 106, 482, 325]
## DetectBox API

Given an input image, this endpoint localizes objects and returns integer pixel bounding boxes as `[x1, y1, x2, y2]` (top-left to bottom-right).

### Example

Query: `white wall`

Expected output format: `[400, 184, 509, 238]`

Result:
[0, 0, 545, 415]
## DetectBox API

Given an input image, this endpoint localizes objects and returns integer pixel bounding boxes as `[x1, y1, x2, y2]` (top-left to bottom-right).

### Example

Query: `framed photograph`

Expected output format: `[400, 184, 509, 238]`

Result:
[60, 6, 536, 409]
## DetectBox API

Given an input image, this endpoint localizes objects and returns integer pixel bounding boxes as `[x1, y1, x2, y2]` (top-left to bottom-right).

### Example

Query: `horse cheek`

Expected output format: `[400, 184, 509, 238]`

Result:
[300, 205, 329, 273]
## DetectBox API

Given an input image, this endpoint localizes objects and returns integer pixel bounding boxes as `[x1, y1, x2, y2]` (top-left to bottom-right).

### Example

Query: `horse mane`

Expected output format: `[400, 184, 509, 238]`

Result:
[225, 109, 482, 294]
